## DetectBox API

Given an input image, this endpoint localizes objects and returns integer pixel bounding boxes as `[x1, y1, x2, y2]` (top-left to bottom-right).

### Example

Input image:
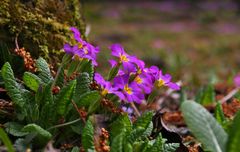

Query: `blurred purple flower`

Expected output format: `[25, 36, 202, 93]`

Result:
[94, 73, 116, 96]
[133, 72, 153, 94]
[122, 106, 133, 114]
[154, 70, 180, 90]
[113, 75, 144, 104]
[234, 74, 240, 87]
[63, 27, 99, 66]
[110, 44, 139, 73]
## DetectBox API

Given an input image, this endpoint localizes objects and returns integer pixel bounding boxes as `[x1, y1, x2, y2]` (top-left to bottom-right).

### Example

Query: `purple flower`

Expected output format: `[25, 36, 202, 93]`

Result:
[113, 75, 144, 104]
[94, 73, 116, 96]
[110, 44, 139, 73]
[133, 72, 153, 94]
[234, 74, 240, 87]
[154, 70, 180, 90]
[63, 27, 99, 66]
[122, 106, 133, 114]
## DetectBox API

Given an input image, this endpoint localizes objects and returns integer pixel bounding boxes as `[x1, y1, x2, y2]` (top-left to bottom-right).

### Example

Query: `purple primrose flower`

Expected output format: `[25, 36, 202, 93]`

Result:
[113, 74, 144, 104]
[94, 73, 116, 96]
[154, 70, 180, 90]
[234, 74, 240, 87]
[63, 27, 99, 66]
[110, 44, 139, 73]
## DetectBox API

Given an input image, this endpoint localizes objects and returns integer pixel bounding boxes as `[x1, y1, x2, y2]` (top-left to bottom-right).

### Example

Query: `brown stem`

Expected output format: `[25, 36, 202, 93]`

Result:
[130, 102, 140, 117]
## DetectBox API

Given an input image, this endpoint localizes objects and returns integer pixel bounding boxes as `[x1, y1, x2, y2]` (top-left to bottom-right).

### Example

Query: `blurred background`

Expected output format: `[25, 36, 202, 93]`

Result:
[1, 0, 240, 90]
[82, 0, 240, 89]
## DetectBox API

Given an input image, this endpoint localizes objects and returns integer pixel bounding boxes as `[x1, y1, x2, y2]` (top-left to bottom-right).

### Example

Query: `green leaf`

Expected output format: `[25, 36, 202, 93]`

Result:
[55, 66, 65, 88]
[148, 134, 164, 152]
[55, 80, 76, 115]
[226, 111, 240, 152]
[127, 127, 145, 144]
[76, 91, 101, 108]
[36, 57, 53, 83]
[67, 60, 80, 77]
[110, 114, 132, 139]
[22, 124, 52, 146]
[195, 84, 215, 105]
[73, 72, 91, 101]
[0, 128, 15, 152]
[181, 100, 227, 152]
[38, 83, 54, 127]
[164, 143, 179, 152]
[108, 65, 120, 81]
[215, 102, 226, 126]
[110, 132, 125, 152]
[78, 60, 94, 80]
[0, 42, 12, 66]
[71, 146, 80, 152]
[88, 97, 101, 114]
[82, 118, 95, 151]
[23, 72, 43, 92]
[1, 62, 24, 108]
[134, 111, 153, 129]
[5, 122, 28, 137]
[62, 54, 72, 65]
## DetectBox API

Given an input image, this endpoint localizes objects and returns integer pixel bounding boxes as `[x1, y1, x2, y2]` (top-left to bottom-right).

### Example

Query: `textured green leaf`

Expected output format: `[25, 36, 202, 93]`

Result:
[22, 124, 52, 146]
[23, 72, 43, 92]
[21, 90, 38, 122]
[55, 80, 76, 115]
[226, 111, 240, 152]
[76, 91, 101, 108]
[164, 143, 179, 152]
[36, 57, 53, 83]
[0, 128, 15, 152]
[67, 60, 79, 77]
[1, 62, 24, 108]
[181, 100, 227, 152]
[39, 83, 54, 127]
[110, 132, 125, 152]
[73, 72, 91, 101]
[78, 60, 94, 80]
[195, 84, 215, 105]
[55, 66, 65, 88]
[110, 114, 132, 139]
[134, 111, 153, 129]
[5, 122, 28, 137]
[82, 119, 95, 151]
[127, 127, 145, 144]
[215, 102, 226, 126]
[88, 97, 101, 114]
[148, 134, 164, 152]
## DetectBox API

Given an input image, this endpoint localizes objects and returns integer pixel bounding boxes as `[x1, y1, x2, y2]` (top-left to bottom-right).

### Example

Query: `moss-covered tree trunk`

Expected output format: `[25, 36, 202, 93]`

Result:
[0, 0, 86, 64]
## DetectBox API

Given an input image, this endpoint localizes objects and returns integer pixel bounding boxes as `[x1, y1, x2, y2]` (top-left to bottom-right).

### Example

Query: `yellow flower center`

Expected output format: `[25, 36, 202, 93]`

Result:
[101, 89, 108, 96]
[120, 55, 129, 62]
[73, 54, 83, 61]
[135, 76, 143, 84]
[78, 43, 83, 49]
[137, 69, 142, 74]
[124, 85, 132, 95]
[156, 79, 165, 88]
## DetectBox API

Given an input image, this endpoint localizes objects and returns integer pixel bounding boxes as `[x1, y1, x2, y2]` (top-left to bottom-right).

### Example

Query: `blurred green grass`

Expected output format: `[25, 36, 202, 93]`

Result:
[83, 1, 240, 88]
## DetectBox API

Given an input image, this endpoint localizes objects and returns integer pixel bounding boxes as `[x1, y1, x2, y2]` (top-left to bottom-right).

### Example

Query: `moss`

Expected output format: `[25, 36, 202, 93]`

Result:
[0, 0, 86, 62]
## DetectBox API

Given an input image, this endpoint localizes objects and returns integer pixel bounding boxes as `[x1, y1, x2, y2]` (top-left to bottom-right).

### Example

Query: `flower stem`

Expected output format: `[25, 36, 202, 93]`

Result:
[47, 118, 81, 130]
[130, 102, 140, 117]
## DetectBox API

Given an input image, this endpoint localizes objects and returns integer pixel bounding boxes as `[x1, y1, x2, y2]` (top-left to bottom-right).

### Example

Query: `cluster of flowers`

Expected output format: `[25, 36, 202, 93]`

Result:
[63, 27, 99, 66]
[64, 27, 180, 104]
